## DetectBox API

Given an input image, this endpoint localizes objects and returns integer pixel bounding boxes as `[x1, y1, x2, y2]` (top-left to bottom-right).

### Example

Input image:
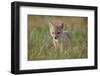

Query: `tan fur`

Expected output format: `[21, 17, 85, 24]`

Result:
[49, 20, 71, 51]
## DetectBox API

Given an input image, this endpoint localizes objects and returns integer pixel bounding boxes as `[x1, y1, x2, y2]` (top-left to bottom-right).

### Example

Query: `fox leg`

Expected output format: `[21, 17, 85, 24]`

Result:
[53, 40, 57, 49]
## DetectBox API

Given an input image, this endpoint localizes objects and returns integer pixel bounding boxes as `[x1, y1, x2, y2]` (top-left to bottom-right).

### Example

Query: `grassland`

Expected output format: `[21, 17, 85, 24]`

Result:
[28, 16, 88, 61]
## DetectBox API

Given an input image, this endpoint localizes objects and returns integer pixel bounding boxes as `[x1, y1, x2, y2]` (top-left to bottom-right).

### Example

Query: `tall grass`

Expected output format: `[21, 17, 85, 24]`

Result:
[28, 23, 88, 61]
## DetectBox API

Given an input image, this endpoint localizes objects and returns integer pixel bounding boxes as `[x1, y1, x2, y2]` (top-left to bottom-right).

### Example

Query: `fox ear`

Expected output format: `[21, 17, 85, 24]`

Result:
[49, 23, 52, 27]
[61, 23, 64, 29]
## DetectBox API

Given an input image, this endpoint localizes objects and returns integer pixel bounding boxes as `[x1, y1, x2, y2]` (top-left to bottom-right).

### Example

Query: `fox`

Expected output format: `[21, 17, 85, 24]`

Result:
[49, 20, 71, 51]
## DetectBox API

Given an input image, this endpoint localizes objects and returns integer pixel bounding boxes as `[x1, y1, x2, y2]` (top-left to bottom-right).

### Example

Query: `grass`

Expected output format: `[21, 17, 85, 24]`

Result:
[28, 23, 88, 61]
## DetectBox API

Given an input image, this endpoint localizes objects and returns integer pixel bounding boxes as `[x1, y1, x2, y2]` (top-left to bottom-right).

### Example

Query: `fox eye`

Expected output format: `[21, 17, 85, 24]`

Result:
[52, 32, 54, 34]
[57, 32, 60, 34]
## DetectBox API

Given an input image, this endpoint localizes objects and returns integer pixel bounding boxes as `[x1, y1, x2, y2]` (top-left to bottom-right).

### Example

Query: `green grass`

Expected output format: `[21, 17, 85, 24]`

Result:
[28, 23, 88, 61]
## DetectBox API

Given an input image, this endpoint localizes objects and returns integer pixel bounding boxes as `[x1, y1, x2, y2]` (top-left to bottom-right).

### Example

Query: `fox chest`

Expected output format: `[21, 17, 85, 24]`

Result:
[53, 37, 68, 49]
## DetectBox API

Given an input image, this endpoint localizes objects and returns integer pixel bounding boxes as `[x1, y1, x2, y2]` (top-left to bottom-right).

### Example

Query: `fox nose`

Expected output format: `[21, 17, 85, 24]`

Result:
[55, 37, 57, 39]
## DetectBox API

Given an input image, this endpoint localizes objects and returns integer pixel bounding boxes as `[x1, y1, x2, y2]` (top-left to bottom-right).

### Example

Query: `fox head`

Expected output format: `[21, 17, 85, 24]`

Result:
[49, 21, 64, 40]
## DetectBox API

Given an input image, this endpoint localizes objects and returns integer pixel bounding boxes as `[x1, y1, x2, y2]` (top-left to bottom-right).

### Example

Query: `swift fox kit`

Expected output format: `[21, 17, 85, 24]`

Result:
[49, 20, 71, 50]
